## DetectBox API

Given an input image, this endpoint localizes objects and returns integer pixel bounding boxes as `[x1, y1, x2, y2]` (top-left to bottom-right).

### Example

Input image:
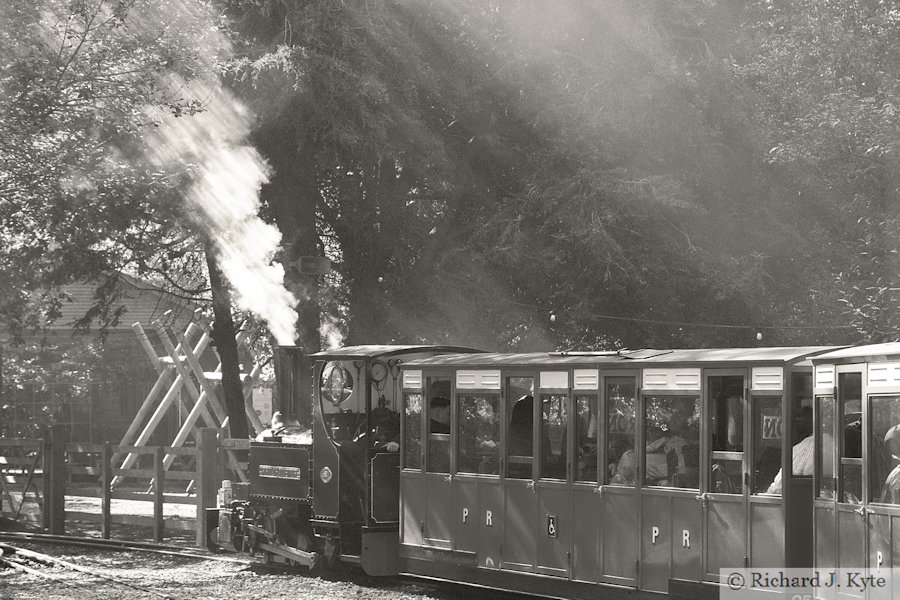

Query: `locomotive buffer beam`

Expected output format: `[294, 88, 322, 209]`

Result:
[258, 542, 318, 569]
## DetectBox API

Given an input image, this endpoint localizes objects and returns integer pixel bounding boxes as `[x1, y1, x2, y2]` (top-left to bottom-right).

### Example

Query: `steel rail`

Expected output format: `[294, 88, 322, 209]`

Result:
[0, 532, 251, 564]
[0, 547, 77, 584]
[0, 542, 175, 599]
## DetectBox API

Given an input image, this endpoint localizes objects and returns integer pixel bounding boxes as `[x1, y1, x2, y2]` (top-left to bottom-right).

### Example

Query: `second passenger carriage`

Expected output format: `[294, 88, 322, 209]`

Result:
[396, 346, 837, 596]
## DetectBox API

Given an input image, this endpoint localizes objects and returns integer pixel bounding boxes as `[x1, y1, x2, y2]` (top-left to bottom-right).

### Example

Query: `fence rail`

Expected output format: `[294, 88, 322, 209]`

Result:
[0, 426, 247, 548]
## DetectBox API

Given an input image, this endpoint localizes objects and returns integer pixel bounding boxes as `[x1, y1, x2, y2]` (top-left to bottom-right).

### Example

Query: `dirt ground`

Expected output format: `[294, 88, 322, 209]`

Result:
[0, 540, 474, 600]
[1, 500, 520, 600]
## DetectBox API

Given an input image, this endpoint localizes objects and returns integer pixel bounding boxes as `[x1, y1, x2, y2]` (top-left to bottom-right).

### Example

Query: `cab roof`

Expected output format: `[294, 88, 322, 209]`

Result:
[308, 344, 483, 361]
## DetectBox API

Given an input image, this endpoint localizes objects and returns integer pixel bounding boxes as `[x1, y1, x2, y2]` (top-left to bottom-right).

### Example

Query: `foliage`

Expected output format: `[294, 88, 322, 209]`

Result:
[216, 0, 879, 351]
[5, 0, 898, 368]
[741, 0, 900, 341]
[0, 0, 212, 336]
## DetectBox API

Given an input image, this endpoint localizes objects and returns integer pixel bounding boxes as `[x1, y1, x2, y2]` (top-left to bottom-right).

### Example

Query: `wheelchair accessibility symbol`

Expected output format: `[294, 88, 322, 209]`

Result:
[547, 514, 558, 538]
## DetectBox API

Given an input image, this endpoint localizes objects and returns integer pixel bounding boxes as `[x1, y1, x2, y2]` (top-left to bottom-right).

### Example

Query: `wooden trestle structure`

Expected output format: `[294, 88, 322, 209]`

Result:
[111, 320, 264, 490]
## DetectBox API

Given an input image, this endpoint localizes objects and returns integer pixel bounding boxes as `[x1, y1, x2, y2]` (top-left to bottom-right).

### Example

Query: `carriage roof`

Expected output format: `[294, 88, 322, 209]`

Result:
[403, 346, 840, 369]
[810, 342, 900, 365]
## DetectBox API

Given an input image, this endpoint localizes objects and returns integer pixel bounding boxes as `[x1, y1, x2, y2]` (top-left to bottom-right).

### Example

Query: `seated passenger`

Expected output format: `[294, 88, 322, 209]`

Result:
[612, 448, 668, 484]
[647, 426, 698, 487]
[881, 425, 900, 504]
[766, 433, 823, 494]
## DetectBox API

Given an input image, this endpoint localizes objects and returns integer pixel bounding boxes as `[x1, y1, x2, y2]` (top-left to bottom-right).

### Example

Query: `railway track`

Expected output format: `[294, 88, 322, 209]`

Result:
[0, 531, 251, 563]
[0, 532, 533, 600]
[0, 541, 177, 599]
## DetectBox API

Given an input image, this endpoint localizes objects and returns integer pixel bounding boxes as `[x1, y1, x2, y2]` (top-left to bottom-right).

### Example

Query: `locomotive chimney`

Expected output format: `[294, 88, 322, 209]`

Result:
[273, 346, 310, 426]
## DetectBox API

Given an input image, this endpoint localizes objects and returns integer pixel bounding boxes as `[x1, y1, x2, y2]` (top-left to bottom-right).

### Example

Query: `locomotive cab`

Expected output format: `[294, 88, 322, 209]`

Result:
[307, 345, 482, 574]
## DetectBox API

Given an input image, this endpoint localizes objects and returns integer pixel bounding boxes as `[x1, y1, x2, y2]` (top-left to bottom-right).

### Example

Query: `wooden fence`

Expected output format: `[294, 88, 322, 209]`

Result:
[0, 425, 249, 548]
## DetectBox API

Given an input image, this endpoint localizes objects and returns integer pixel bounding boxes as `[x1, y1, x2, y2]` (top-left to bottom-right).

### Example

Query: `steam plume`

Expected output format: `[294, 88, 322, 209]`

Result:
[135, 4, 298, 344]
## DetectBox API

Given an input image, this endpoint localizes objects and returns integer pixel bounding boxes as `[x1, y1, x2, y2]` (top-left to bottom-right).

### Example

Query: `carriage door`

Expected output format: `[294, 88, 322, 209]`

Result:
[501, 373, 537, 572]
[812, 365, 865, 600]
[834, 368, 865, 582]
[453, 370, 503, 570]
[747, 372, 787, 569]
[866, 368, 900, 597]
[812, 369, 838, 600]
[535, 371, 570, 577]
[704, 371, 749, 579]
[639, 369, 702, 593]
[596, 374, 640, 587]
[421, 373, 454, 548]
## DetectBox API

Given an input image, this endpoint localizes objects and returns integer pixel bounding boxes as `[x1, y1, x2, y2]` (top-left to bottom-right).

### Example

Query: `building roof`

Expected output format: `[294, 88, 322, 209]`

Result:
[51, 273, 201, 331]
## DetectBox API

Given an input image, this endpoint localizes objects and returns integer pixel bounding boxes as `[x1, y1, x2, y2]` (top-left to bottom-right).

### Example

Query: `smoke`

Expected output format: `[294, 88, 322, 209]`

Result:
[135, 5, 299, 344]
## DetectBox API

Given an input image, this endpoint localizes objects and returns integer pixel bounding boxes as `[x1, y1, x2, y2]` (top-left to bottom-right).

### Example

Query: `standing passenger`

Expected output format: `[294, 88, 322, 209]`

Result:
[430, 396, 451, 434]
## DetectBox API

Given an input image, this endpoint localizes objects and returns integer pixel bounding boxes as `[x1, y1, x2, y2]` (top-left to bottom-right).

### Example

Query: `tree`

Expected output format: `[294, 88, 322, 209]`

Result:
[1, 0, 294, 436]
[740, 0, 900, 341]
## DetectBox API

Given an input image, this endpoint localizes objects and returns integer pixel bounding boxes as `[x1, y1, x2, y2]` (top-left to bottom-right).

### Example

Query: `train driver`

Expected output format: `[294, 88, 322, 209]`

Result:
[371, 395, 400, 452]
[256, 411, 305, 441]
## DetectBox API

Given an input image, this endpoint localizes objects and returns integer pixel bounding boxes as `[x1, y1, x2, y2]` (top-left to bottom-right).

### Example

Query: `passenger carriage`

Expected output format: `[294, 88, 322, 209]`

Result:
[809, 343, 900, 600]
[396, 346, 838, 597]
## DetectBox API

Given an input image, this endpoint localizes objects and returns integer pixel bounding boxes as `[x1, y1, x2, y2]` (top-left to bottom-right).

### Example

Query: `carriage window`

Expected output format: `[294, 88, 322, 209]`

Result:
[816, 395, 835, 499]
[575, 394, 599, 482]
[644, 396, 700, 488]
[606, 379, 636, 485]
[871, 395, 900, 504]
[839, 373, 862, 505]
[540, 394, 567, 480]
[753, 397, 783, 495]
[458, 394, 500, 475]
[506, 376, 535, 479]
[788, 376, 813, 486]
[709, 376, 744, 494]
[403, 392, 423, 470]
[426, 376, 452, 473]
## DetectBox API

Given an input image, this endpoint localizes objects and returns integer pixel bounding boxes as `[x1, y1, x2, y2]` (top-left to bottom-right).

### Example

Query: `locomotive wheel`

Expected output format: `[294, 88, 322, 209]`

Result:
[207, 526, 221, 552]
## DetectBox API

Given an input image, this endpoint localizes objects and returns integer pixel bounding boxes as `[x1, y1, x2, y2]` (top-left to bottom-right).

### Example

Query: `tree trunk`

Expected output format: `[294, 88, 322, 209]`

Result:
[205, 247, 249, 439]
[255, 99, 322, 355]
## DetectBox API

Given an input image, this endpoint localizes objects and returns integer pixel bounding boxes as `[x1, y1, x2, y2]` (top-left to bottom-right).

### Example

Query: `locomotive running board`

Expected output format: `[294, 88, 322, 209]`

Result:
[259, 542, 318, 568]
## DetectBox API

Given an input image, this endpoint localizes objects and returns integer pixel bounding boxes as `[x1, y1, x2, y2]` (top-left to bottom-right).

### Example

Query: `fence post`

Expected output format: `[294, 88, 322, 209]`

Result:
[195, 428, 219, 548]
[154, 446, 165, 542]
[101, 442, 112, 539]
[41, 424, 67, 535]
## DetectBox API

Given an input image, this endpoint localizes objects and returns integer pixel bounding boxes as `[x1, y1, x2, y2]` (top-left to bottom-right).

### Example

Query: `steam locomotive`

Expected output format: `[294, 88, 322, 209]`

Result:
[212, 342, 900, 599]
